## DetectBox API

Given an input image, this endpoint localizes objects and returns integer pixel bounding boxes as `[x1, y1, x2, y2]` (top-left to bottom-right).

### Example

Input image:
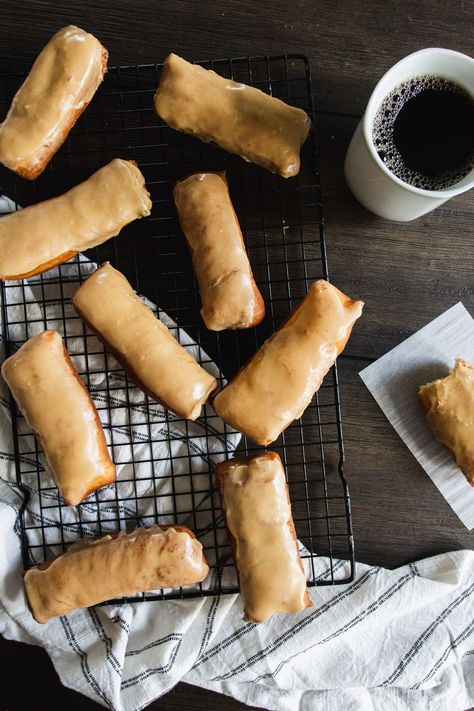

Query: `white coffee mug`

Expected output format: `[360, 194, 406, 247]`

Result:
[344, 48, 474, 222]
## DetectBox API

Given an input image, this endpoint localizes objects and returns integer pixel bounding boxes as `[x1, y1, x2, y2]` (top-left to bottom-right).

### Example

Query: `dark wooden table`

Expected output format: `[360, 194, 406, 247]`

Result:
[1, 1, 473, 709]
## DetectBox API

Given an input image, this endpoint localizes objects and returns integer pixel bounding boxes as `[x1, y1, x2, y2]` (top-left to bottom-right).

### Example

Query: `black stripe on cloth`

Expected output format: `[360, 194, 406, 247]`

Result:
[250, 572, 424, 684]
[383, 580, 474, 685]
[23, 273, 82, 284]
[0, 477, 24, 499]
[28, 481, 141, 519]
[193, 566, 378, 671]
[27, 508, 97, 537]
[214, 572, 413, 682]
[107, 422, 195, 447]
[14, 482, 61, 503]
[0, 479, 26, 545]
[94, 391, 182, 434]
[92, 389, 157, 408]
[314, 559, 347, 582]
[92, 392, 172, 426]
[196, 597, 221, 661]
[201, 421, 238, 450]
[409, 562, 420, 576]
[95, 386, 234, 450]
[60, 615, 114, 710]
[0, 450, 42, 468]
[44, 298, 73, 307]
[107, 425, 160, 443]
[88, 608, 123, 677]
[125, 633, 183, 658]
[104, 417, 223, 469]
[110, 615, 131, 634]
[120, 637, 183, 689]
[23, 493, 142, 535]
[412, 617, 474, 689]
[72, 500, 144, 522]
[135, 701, 159, 711]
[191, 621, 255, 670]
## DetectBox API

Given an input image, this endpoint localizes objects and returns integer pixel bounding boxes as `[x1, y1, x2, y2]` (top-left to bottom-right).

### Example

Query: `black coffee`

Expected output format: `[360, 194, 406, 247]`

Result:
[373, 75, 474, 190]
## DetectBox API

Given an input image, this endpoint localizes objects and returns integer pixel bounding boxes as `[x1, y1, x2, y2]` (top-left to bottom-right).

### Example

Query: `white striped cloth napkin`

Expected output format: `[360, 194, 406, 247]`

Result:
[1, 496, 473, 711]
[0, 199, 473, 711]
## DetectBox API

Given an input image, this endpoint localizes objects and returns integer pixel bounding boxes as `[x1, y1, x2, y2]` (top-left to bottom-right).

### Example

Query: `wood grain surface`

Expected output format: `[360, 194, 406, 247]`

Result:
[0, 1, 473, 709]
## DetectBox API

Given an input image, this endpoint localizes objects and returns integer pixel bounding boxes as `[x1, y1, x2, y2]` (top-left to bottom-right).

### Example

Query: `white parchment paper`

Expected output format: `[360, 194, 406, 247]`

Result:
[360, 302, 474, 530]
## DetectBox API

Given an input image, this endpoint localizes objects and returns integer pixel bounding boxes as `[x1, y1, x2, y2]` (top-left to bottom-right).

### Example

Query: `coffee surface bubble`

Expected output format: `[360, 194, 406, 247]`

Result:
[373, 75, 474, 190]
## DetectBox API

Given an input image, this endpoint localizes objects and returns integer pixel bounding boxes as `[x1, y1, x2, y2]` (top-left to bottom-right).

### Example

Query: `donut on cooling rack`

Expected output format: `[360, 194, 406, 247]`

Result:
[213, 279, 364, 445]
[0, 25, 108, 180]
[216, 451, 311, 623]
[72, 261, 218, 420]
[419, 358, 474, 487]
[0, 158, 151, 281]
[154, 53, 311, 178]
[1, 330, 116, 506]
[23, 525, 209, 623]
[173, 171, 265, 331]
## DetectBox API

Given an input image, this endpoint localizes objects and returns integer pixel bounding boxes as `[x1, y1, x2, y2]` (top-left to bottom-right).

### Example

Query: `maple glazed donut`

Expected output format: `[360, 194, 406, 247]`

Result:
[72, 262, 218, 420]
[419, 358, 474, 487]
[173, 171, 265, 331]
[0, 25, 108, 179]
[24, 525, 209, 623]
[155, 53, 311, 178]
[0, 159, 152, 281]
[213, 280, 364, 445]
[1, 330, 116, 506]
[216, 452, 312, 623]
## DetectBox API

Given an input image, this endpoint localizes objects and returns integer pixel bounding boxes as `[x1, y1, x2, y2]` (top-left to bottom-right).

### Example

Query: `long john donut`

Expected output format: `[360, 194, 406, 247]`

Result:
[0, 25, 108, 180]
[0, 158, 152, 281]
[155, 53, 311, 178]
[24, 525, 209, 623]
[1, 330, 116, 506]
[173, 171, 265, 331]
[213, 280, 364, 445]
[216, 451, 312, 623]
[72, 262, 218, 420]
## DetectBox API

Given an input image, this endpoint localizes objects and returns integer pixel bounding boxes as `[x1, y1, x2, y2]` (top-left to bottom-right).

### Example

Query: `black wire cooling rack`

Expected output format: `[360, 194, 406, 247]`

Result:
[0, 54, 355, 602]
